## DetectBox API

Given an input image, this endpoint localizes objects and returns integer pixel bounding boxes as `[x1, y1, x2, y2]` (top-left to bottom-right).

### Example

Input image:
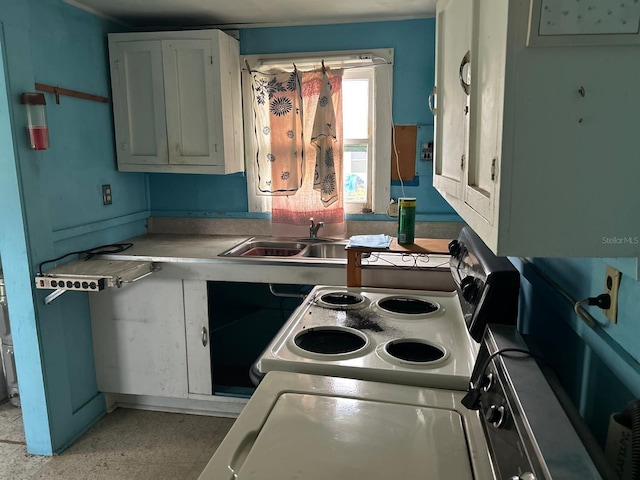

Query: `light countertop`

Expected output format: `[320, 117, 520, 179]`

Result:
[92, 233, 454, 289]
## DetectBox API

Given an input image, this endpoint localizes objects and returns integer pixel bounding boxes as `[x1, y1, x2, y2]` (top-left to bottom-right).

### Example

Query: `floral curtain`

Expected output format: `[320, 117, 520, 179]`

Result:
[271, 70, 345, 238]
[250, 70, 304, 195]
[311, 73, 339, 207]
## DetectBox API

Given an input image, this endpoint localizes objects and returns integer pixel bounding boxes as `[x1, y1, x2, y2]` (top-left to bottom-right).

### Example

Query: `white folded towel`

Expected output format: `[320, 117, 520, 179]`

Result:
[347, 234, 393, 249]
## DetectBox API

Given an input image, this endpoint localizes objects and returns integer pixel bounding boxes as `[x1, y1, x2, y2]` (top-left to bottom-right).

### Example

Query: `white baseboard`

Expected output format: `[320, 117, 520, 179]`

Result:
[104, 392, 247, 417]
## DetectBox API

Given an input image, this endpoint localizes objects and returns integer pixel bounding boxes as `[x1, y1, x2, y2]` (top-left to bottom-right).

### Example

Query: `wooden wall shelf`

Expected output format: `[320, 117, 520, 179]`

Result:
[35, 82, 109, 105]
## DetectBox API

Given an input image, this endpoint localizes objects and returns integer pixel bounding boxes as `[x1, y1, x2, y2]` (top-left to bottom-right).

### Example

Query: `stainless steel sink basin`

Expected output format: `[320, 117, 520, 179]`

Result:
[299, 243, 348, 259]
[221, 240, 308, 257]
[219, 237, 348, 261]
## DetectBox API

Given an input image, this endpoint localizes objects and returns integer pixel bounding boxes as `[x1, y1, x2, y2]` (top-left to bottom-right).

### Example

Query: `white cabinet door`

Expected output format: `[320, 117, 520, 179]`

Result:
[464, 0, 508, 224]
[109, 41, 168, 166]
[183, 280, 212, 395]
[163, 39, 222, 167]
[433, 0, 472, 199]
[89, 278, 188, 398]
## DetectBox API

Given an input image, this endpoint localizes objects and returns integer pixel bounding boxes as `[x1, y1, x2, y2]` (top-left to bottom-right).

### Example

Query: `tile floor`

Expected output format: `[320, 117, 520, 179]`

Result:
[0, 401, 234, 479]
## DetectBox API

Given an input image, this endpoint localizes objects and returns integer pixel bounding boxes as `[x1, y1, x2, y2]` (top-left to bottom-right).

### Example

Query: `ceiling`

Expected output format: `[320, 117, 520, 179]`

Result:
[65, 0, 437, 28]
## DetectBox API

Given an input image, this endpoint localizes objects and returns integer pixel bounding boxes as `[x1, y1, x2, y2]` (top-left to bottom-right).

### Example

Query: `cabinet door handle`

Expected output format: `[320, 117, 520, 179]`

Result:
[428, 86, 437, 116]
[458, 50, 471, 96]
[201, 326, 208, 347]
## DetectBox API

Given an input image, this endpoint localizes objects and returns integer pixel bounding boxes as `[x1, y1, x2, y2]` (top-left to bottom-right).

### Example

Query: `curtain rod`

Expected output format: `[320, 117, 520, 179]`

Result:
[245, 56, 391, 74]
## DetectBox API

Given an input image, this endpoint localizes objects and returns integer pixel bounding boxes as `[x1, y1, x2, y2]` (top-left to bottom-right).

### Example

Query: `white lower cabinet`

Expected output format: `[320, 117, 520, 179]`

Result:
[89, 278, 211, 398]
[434, 0, 640, 258]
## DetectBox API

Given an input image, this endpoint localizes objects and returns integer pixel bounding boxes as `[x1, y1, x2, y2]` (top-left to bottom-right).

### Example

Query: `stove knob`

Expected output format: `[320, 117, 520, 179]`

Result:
[448, 239, 462, 257]
[480, 372, 494, 392]
[484, 404, 505, 428]
[460, 276, 479, 303]
[509, 473, 536, 480]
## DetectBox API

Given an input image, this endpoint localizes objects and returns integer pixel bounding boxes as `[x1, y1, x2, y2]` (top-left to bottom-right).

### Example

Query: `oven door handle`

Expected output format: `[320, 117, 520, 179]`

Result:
[227, 430, 259, 479]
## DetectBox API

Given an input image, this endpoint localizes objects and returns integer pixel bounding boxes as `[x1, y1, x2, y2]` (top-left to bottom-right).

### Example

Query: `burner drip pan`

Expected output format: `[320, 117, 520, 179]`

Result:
[294, 327, 367, 355]
[371, 296, 441, 319]
[384, 340, 446, 364]
[315, 291, 368, 310]
[378, 297, 438, 315]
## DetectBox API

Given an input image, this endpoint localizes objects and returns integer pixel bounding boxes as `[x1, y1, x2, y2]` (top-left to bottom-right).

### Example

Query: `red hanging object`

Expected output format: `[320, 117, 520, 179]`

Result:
[20, 92, 49, 150]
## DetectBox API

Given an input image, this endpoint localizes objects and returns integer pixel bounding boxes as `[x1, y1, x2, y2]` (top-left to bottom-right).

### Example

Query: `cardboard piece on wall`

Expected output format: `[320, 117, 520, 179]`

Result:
[391, 125, 417, 181]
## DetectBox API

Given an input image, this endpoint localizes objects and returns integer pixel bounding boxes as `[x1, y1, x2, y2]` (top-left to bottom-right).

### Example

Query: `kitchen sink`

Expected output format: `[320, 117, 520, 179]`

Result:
[221, 240, 308, 257]
[219, 237, 348, 261]
[299, 243, 348, 259]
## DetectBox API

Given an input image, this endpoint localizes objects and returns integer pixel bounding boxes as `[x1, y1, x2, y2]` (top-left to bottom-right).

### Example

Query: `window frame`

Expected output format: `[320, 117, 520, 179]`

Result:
[241, 48, 393, 215]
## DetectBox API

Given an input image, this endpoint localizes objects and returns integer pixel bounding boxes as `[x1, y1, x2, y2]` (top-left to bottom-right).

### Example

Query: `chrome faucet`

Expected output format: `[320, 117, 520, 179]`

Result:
[309, 218, 324, 239]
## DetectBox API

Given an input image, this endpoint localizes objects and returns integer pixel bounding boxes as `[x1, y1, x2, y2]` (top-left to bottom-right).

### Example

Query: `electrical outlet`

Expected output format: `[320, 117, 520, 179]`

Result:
[388, 200, 399, 217]
[102, 184, 112, 205]
[421, 142, 433, 161]
[604, 266, 622, 323]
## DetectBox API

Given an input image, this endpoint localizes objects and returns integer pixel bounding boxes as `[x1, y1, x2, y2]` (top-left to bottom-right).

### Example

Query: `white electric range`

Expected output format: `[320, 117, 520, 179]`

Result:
[253, 286, 478, 390]
[199, 326, 603, 480]
[199, 228, 604, 480]
[251, 226, 521, 391]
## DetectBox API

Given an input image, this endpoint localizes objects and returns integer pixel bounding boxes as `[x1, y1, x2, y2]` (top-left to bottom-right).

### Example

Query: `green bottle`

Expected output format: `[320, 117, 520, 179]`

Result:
[397, 197, 416, 244]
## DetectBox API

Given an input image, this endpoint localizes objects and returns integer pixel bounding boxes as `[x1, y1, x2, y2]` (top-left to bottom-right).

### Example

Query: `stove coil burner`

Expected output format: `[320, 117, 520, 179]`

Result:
[380, 339, 448, 366]
[315, 291, 368, 310]
[293, 327, 368, 356]
[372, 296, 441, 319]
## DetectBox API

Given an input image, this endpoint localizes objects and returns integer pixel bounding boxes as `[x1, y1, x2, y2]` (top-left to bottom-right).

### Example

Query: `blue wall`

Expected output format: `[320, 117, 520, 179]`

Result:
[0, 0, 144, 454]
[515, 256, 640, 446]
[149, 19, 459, 221]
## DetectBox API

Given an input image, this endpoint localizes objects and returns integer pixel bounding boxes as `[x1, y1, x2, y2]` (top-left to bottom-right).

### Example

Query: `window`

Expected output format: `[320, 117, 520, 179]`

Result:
[242, 49, 393, 215]
[343, 68, 373, 214]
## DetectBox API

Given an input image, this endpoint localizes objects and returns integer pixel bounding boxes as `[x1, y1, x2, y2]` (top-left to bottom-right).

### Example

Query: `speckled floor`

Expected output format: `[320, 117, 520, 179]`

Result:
[0, 401, 234, 479]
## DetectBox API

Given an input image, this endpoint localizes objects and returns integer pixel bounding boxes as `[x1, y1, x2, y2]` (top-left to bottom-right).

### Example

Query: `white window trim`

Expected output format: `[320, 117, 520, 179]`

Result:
[241, 48, 393, 215]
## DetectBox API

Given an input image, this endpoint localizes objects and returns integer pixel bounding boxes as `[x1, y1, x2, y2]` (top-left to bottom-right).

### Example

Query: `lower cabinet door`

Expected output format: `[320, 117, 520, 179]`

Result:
[183, 280, 213, 395]
[89, 277, 188, 398]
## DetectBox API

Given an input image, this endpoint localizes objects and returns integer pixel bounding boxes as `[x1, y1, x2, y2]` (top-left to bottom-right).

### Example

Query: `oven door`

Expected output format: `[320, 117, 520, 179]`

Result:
[198, 372, 494, 480]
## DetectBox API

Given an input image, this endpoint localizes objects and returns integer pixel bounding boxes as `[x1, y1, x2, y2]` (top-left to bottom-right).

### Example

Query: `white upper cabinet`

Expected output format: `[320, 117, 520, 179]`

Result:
[433, 0, 471, 200]
[109, 30, 244, 174]
[433, 0, 640, 258]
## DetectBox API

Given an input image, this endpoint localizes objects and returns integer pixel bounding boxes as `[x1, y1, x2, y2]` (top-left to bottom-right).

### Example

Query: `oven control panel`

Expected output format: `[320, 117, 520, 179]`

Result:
[469, 326, 603, 480]
[448, 228, 520, 342]
[479, 363, 546, 480]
